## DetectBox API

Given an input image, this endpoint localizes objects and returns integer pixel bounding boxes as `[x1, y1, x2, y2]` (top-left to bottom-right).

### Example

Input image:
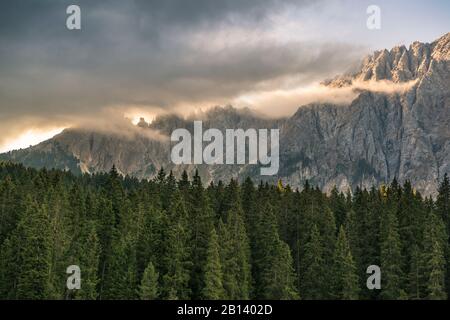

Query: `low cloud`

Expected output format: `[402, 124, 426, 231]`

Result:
[350, 79, 419, 94]
[70, 111, 169, 142]
[234, 79, 419, 118]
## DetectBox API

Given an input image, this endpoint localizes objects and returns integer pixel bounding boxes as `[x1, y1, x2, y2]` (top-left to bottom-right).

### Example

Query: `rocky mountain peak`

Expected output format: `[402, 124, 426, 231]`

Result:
[431, 32, 450, 61]
[326, 33, 449, 87]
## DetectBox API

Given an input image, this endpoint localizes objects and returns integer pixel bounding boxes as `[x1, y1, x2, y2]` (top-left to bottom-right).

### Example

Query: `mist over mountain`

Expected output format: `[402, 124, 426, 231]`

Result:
[1, 33, 449, 196]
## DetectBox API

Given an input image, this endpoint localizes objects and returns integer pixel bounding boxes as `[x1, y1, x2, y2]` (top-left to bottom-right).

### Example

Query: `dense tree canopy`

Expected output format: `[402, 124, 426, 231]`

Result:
[0, 161, 448, 300]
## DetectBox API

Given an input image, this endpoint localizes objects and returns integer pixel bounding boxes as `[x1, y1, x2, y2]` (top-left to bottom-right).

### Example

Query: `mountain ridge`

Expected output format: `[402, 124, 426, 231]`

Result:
[2, 33, 449, 196]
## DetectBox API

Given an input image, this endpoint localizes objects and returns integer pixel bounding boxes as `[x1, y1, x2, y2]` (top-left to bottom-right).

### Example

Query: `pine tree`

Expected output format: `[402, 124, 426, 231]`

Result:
[397, 181, 427, 297]
[69, 221, 100, 300]
[277, 185, 296, 249]
[178, 170, 190, 200]
[218, 207, 252, 299]
[68, 184, 86, 235]
[97, 197, 115, 295]
[380, 203, 404, 299]
[299, 225, 326, 299]
[241, 176, 258, 245]
[47, 187, 72, 299]
[426, 240, 447, 300]
[160, 191, 192, 300]
[408, 244, 421, 299]
[436, 173, 449, 232]
[139, 262, 159, 300]
[188, 170, 215, 299]
[156, 167, 167, 184]
[160, 170, 177, 211]
[202, 229, 225, 300]
[329, 187, 348, 230]
[331, 226, 359, 300]
[255, 204, 298, 299]
[136, 205, 163, 279]
[220, 179, 241, 221]
[344, 209, 361, 273]
[421, 211, 447, 300]
[107, 165, 125, 227]
[102, 235, 138, 300]
[206, 181, 223, 219]
[314, 201, 336, 298]
[262, 240, 299, 300]
[352, 187, 380, 299]
[16, 200, 52, 299]
[436, 173, 450, 298]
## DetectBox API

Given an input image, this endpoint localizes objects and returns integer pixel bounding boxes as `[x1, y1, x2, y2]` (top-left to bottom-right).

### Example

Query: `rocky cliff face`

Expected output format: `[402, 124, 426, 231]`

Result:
[283, 33, 449, 195]
[2, 33, 449, 196]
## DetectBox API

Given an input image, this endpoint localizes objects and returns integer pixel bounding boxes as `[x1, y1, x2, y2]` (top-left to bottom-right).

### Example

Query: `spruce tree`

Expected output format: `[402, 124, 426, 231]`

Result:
[329, 187, 348, 230]
[68, 184, 86, 235]
[331, 226, 359, 300]
[16, 200, 52, 299]
[218, 207, 252, 299]
[408, 244, 421, 299]
[426, 240, 447, 300]
[160, 191, 192, 300]
[261, 240, 299, 300]
[202, 229, 225, 300]
[102, 235, 138, 300]
[47, 187, 72, 299]
[421, 211, 447, 300]
[69, 221, 100, 300]
[352, 187, 379, 299]
[397, 181, 427, 296]
[299, 225, 326, 299]
[97, 197, 115, 294]
[314, 203, 336, 298]
[436, 173, 449, 232]
[344, 209, 361, 273]
[220, 179, 241, 221]
[106, 165, 126, 228]
[139, 262, 159, 300]
[136, 205, 163, 279]
[380, 204, 404, 299]
[241, 176, 258, 248]
[178, 170, 190, 200]
[188, 170, 215, 299]
[436, 174, 450, 298]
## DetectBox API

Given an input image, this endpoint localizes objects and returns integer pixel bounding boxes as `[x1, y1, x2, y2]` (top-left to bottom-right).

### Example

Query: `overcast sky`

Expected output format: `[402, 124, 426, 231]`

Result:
[0, 0, 449, 151]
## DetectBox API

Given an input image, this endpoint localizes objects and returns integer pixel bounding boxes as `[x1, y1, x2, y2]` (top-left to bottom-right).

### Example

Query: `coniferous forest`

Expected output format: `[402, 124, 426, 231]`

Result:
[0, 161, 449, 300]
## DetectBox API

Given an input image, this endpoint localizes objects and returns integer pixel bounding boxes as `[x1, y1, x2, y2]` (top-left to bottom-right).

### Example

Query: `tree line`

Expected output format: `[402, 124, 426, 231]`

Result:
[0, 161, 449, 300]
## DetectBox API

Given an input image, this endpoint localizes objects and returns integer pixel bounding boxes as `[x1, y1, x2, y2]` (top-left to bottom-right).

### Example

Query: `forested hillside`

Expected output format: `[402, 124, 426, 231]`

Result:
[0, 161, 449, 300]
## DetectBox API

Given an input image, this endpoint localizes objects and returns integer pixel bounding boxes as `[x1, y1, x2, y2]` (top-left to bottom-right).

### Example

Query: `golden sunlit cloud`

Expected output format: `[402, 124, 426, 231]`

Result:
[233, 79, 419, 118]
[0, 127, 65, 153]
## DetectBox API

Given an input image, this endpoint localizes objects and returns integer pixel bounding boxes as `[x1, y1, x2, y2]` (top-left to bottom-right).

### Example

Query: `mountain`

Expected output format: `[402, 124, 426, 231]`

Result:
[1, 33, 449, 196]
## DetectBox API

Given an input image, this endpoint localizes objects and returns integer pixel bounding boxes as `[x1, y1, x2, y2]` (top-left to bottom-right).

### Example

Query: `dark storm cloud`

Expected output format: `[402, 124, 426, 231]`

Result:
[0, 0, 365, 148]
